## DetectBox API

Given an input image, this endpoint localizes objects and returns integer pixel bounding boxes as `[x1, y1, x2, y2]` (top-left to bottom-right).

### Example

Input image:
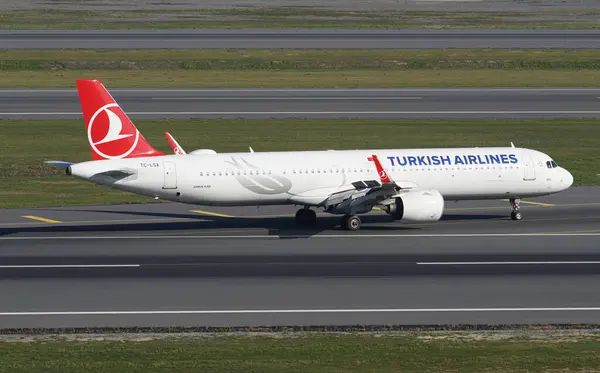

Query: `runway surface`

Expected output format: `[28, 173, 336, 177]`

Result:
[2, 29, 600, 49]
[1, 186, 600, 328]
[3, 88, 600, 120]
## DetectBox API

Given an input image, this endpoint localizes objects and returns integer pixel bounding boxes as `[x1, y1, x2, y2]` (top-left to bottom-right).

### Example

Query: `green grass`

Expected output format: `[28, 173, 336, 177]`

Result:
[2, 49, 600, 70]
[1, 8, 599, 30]
[1, 69, 599, 88]
[0, 118, 597, 209]
[1, 332, 600, 373]
[1, 49, 598, 88]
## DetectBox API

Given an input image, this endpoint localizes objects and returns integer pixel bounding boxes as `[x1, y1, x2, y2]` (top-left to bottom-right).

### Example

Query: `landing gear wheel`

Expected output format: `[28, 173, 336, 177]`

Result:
[295, 208, 316, 227]
[341, 215, 361, 231]
[509, 198, 522, 221]
[511, 211, 523, 221]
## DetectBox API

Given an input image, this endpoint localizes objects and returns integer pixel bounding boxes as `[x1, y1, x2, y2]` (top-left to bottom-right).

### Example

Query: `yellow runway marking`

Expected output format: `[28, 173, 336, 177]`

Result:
[190, 209, 236, 218]
[21, 215, 62, 224]
[520, 201, 555, 207]
[190, 210, 337, 219]
[446, 201, 600, 211]
[4, 199, 599, 228]
[500, 199, 555, 207]
[1, 217, 197, 227]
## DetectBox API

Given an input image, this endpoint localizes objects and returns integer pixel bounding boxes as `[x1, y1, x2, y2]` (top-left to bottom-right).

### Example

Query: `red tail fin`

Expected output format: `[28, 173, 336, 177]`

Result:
[76, 80, 165, 160]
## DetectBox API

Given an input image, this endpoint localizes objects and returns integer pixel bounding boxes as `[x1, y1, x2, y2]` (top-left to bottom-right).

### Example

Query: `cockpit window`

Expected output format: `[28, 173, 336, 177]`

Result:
[551, 161, 558, 168]
[546, 160, 558, 169]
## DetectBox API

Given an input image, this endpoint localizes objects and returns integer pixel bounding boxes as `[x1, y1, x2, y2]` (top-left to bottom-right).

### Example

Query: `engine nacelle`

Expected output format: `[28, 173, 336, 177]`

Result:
[189, 149, 217, 155]
[382, 189, 444, 222]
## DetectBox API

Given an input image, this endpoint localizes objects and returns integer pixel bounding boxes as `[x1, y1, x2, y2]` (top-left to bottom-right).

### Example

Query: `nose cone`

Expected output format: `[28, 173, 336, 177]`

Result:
[562, 168, 574, 189]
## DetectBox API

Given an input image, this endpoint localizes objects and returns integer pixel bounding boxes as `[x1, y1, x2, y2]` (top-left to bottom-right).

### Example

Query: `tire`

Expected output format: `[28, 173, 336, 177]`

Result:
[346, 215, 361, 231]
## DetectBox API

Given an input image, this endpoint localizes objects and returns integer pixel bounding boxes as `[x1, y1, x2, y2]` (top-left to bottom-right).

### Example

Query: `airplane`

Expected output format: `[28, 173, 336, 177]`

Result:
[46, 79, 574, 231]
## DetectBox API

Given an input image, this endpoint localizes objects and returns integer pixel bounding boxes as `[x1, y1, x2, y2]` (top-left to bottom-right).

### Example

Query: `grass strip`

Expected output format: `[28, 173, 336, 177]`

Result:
[1, 69, 599, 88]
[2, 49, 600, 70]
[0, 118, 596, 209]
[1, 8, 599, 30]
[2, 49, 598, 88]
[1, 332, 600, 373]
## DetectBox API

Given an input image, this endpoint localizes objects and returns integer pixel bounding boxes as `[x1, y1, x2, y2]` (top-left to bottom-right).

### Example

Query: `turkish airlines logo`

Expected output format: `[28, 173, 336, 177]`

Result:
[87, 103, 139, 159]
[379, 170, 387, 179]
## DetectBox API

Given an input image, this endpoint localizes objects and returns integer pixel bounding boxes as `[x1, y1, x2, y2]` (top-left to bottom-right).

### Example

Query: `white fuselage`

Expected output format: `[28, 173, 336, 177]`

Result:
[68, 146, 573, 210]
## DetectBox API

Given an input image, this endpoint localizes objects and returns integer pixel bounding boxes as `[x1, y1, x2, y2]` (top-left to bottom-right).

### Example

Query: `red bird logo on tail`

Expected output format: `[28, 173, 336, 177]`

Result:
[77, 80, 165, 160]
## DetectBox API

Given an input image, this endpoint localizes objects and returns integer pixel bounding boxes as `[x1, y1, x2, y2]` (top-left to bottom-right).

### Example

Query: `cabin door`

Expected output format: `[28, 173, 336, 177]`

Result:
[163, 161, 178, 189]
[523, 155, 536, 181]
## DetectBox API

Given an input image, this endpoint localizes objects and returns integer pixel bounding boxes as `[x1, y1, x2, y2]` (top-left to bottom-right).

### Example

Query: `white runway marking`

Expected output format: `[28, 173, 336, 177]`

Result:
[0, 264, 140, 268]
[3, 88, 600, 93]
[150, 97, 424, 100]
[417, 261, 600, 265]
[1, 307, 600, 316]
[2, 111, 600, 116]
[2, 233, 600, 240]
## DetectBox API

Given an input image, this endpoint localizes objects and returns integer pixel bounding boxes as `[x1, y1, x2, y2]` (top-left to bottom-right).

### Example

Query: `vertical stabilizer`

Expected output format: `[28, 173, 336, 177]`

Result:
[76, 79, 165, 160]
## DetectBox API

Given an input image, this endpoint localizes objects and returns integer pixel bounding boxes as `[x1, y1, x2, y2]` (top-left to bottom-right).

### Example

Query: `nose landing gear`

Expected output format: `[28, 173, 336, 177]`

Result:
[510, 198, 523, 220]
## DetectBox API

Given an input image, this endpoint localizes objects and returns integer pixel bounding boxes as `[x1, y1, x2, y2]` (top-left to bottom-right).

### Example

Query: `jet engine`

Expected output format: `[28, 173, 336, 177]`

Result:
[382, 189, 444, 222]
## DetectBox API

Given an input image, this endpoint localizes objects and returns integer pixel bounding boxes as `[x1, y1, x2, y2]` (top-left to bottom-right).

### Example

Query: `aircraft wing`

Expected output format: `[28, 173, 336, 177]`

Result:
[321, 154, 405, 214]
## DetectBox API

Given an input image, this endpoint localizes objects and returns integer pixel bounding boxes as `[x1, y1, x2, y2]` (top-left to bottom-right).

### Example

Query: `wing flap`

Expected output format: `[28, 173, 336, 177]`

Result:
[322, 153, 414, 214]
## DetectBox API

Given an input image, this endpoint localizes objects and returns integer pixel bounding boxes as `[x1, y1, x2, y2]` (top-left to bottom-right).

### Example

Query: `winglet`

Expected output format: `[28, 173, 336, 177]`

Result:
[165, 132, 186, 155]
[511, 142, 515, 148]
[367, 154, 393, 184]
[249, 146, 254, 153]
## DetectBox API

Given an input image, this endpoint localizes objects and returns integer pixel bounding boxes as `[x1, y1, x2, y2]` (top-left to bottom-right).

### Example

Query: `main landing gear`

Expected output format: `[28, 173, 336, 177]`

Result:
[510, 198, 523, 221]
[341, 214, 361, 231]
[295, 208, 316, 226]
[294, 208, 362, 231]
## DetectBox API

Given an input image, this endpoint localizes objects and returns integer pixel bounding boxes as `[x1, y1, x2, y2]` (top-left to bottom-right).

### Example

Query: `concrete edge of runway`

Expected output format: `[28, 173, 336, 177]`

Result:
[2, 324, 600, 335]
[3, 29, 600, 35]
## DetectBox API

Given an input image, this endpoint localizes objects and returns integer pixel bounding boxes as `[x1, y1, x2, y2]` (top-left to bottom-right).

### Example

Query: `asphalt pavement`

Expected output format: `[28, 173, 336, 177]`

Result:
[2, 88, 600, 120]
[2, 29, 600, 49]
[0, 186, 600, 328]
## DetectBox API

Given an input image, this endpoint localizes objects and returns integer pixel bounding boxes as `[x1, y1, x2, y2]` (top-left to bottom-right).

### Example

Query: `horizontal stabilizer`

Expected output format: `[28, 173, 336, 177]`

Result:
[96, 169, 136, 178]
[44, 160, 73, 169]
